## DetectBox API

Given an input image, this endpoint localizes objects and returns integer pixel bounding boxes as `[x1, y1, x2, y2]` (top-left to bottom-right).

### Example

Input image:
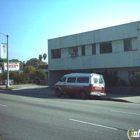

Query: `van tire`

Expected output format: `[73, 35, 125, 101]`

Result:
[56, 89, 62, 97]
[80, 91, 87, 99]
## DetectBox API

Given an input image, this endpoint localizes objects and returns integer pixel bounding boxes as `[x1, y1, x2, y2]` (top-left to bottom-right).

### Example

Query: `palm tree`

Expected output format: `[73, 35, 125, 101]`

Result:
[43, 53, 47, 60]
[39, 54, 42, 61]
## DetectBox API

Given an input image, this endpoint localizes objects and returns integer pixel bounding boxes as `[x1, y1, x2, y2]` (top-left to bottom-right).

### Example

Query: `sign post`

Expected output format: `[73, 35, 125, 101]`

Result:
[0, 32, 9, 88]
[6, 35, 9, 88]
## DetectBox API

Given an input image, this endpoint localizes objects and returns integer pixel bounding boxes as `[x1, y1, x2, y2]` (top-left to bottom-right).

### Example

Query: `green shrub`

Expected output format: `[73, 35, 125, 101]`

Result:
[130, 74, 140, 87]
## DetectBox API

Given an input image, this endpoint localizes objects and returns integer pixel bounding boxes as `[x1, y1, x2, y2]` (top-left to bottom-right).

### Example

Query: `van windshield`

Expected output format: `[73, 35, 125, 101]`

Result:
[60, 77, 66, 82]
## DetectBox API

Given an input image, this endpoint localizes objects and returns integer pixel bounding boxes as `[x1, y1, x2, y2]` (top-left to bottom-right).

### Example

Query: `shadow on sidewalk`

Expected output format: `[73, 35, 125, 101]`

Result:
[1, 86, 140, 104]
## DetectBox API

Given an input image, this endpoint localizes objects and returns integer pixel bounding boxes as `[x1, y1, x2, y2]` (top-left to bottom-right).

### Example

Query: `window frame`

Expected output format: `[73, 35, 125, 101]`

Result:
[51, 49, 61, 59]
[100, 42, 112, 54]
[124, 38, 132, 51]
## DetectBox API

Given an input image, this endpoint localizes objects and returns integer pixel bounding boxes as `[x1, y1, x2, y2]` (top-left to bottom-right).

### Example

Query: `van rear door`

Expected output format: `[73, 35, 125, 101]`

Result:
[92, 75, 105, 94]
[99, 76, 105, 93]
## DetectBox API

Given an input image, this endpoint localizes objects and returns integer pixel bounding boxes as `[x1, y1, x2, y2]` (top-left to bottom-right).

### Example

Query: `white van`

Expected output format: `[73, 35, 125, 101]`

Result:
[54, 73, 106, 99]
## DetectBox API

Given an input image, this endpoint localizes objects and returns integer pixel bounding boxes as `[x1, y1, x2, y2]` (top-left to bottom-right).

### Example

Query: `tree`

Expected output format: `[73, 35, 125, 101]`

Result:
[19, 73, 30, 84]
[1, 72, 7, 80]
[26, 58, 45, 68]
[30, 69, 46, 84]
[23, 61, 26, 70]
[9, 71, 19, 84]
[34, 69, 46, 80]
[43, 53, 47, 61]
[39, 54, 42, 61]
[24, 65, 35, 73]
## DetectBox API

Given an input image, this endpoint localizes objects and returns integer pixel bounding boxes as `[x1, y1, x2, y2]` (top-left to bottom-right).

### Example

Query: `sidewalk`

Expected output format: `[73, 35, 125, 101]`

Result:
[101, 93, 140, 104]
[0, 84, 140, 104]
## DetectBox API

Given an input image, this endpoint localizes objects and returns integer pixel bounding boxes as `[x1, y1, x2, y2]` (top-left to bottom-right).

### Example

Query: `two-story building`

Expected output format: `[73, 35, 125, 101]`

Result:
[48, 21, 140, 88]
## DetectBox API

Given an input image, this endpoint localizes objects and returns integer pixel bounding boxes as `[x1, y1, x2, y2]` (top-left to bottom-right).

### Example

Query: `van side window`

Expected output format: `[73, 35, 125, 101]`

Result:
[99, 78, 103, 84]
[67, 77, 76, 83]
[60, 77, 66, 82]
[94, 78, 98, 83]
[77, 77, 89, 83]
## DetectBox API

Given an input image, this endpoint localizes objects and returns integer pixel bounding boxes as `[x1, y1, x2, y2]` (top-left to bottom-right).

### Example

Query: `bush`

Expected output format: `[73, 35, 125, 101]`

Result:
[1, 69, 46, 85]
[130, 74, 140, 87]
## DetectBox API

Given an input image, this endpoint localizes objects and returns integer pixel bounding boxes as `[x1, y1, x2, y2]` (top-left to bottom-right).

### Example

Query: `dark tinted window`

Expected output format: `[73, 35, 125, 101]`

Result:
[77, 77, 89, 83]
[51, 49, 61, 59]
[92, 44, 96, 54]
[67, 77, 76, 83]
[81, 45, 85, 56]
[100, 42, 112, 54]
[124, 38, 132, 51]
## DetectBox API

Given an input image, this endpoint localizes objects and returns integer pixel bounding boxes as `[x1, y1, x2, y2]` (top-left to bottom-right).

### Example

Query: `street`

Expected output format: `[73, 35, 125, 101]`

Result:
[0, 89, 140, 140]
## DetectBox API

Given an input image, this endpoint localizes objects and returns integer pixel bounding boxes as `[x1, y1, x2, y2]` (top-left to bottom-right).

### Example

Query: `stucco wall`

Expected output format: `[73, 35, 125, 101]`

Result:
[48, 21, 140, 87]
[48, 21, 140, 70]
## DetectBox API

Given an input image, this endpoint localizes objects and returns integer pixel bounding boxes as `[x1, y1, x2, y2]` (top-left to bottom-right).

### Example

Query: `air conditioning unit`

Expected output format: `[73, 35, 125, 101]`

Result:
[70, 52, 78, 58]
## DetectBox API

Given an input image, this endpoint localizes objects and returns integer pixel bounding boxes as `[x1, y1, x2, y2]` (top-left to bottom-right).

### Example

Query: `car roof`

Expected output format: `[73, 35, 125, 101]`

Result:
[63, 73, 102, 77]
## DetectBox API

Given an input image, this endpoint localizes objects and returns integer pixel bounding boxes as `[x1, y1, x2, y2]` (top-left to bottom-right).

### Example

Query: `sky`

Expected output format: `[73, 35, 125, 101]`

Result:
[0, 0, 140, 63]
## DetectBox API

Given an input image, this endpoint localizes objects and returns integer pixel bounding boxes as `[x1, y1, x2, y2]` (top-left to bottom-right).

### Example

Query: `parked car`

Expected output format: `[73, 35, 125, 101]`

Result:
[54, 73, 106, 99]
[4, 79, 14, 85]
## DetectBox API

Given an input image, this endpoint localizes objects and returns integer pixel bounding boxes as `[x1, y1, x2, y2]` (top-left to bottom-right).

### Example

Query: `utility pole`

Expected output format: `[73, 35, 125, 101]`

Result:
[0, 32, 9, 88]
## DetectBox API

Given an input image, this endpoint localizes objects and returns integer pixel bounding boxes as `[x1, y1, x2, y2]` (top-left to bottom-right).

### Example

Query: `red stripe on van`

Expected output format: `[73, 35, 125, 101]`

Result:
[90, 84, 105, 93]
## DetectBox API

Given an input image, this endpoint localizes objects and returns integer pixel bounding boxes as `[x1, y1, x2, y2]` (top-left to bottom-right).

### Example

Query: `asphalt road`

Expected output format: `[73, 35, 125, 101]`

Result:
[0, 90, 140, 140]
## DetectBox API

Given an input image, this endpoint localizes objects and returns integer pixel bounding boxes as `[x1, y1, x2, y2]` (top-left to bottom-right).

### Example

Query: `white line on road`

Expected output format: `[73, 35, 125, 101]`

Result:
[69, 119, 118, 130]
[0, 103, 8, 107]
[110, 110, 140, 116]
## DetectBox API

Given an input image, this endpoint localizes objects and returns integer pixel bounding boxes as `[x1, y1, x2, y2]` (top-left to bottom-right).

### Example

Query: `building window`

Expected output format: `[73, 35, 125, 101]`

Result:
[124, 38, 132, 51]
[81, 45, 85, 56]
[92, 44, 96, 54]
[100, 42, 112, 54]
[51, 49, 61, 59]
[69, 46, 78, 57]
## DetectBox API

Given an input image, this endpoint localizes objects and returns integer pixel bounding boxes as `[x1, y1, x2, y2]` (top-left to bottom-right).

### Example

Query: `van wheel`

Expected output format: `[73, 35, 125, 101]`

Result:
[80, 91, 87, 99]
[56, 89, 62, 97]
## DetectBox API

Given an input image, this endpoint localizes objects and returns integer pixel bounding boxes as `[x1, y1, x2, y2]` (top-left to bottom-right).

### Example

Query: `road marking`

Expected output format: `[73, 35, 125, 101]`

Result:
[0, 103, 8, 107]
[110, 110, 140, 116]
[69, 119, 118, 130]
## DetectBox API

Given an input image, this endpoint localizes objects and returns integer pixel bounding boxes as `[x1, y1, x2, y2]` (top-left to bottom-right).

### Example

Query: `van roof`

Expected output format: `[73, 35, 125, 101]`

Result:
[64, 73, 102, 77]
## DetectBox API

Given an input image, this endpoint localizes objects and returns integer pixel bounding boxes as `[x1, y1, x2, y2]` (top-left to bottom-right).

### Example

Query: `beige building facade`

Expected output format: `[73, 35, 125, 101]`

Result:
[48, 21, 140, 88]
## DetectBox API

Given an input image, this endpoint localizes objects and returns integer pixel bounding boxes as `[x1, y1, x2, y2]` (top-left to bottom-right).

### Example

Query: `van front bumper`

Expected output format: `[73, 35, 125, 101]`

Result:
[90, 92, 106, 96]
